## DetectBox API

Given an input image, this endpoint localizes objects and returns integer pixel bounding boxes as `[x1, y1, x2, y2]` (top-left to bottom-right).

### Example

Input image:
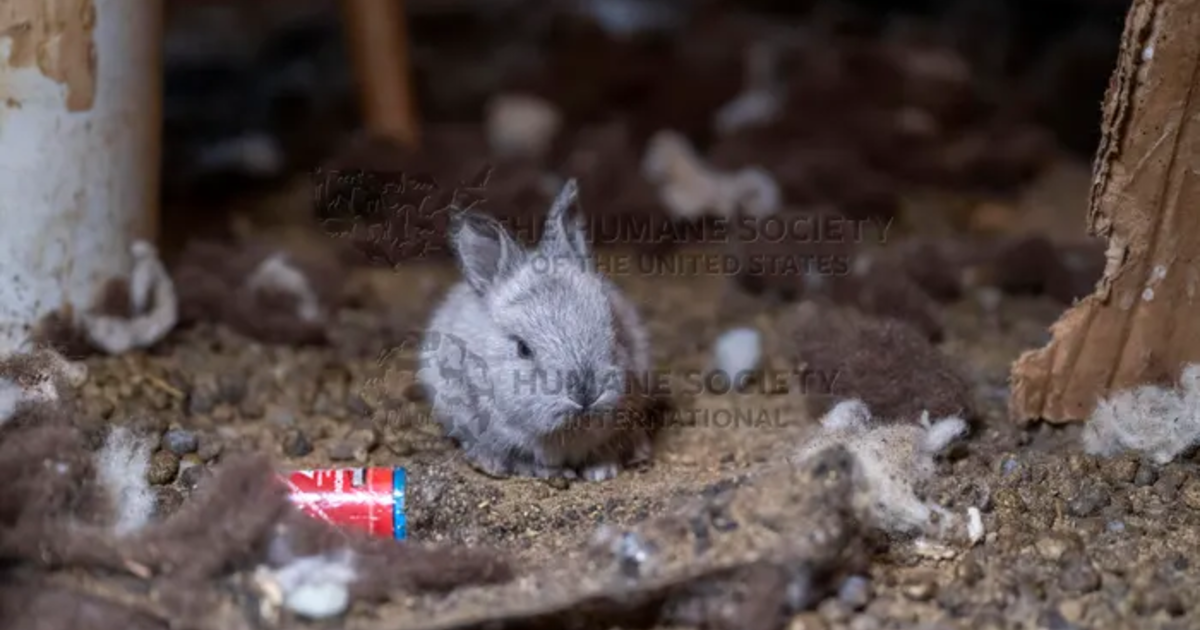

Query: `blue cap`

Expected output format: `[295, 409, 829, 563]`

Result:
[392, 467, 407, 540]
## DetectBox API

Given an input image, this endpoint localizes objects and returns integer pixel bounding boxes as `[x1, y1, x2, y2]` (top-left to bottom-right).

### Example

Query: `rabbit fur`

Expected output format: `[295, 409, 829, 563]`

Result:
[418, 179, 653, 481]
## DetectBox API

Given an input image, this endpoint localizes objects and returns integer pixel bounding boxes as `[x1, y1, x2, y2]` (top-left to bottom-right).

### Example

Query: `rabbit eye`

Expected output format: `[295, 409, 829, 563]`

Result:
[515, 338, 533, 359]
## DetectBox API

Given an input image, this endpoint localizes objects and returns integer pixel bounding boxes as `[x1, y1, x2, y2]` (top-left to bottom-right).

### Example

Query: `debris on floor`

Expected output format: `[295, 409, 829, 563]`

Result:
[1082, 363, 1200, 465]
[782, 300, 975, 422]
[794, 398, 977, 542]
[82, 241, 180, 355]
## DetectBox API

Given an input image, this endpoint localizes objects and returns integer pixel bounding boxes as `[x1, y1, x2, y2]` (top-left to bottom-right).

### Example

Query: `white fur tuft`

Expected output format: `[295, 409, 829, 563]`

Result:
[921, 416, 968, 454]
[712, 327, 762, 390]
[1081, 362, 1200, 465]
[274, 550, 358, 620]
[821, 399, 872, 432]
[95, 427, 156, 536]
[796, 402, 974, 540]
[0, 378, 22, 425]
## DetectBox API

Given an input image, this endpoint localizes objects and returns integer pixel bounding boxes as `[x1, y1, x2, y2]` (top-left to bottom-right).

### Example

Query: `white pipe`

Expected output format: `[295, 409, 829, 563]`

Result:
[0, 0, 162, 355]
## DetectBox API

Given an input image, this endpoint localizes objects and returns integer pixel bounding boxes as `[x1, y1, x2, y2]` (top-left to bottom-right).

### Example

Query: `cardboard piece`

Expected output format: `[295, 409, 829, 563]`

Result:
[1010, 0, 1200, 423]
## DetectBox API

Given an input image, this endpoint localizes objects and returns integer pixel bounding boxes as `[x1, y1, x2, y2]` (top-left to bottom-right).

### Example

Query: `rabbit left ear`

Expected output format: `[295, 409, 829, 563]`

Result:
[451, 210, 526, 294]
[539, 178, 591, 265]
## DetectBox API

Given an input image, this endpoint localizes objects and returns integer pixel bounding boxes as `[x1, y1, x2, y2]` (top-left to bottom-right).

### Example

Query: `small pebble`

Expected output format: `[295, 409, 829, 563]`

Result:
[1179, 478, 1200, 510]
[955, 555, 984, 585]
[268, 406, 296, 427]
[154, 486, 185, 518]
[902, 578, 937, 601]
[1058, 554, 1101, 594]
[217, 374, 247, 404]
[1038, 609, 1075, 630]
[1000, 457, 1020, 476]
[240, 397, 266, 419]
[992, 488, 1024, 512]
[187, 377, 219, 415]
[817, 599, 853, 624]
[179, 464, 212, 491]
[147, 450, 181, 485]
[197, 436, 223, 462]
[1058, 598, 1087, 624]
[1035, 534, 1076, 562]
[1106, 520, 1126, 533]
[1067, 483, 1110, 517]
[848, 615, 881, 630]
[1133, 463, 1158, 486]
[1065, 453, 1096, 475]
[1153, 471, 1185, 502]
[544, 477, 570, 491]
[162, 429, 198, 455]
[1103, 457, 1139, 484]
[327, 440, 363, 462]
[346, 395, 373, 417]
[328, 428, 379, 462]
[283, 429, 313, 458]
[384, 435, 415, 457]
[837, 575, 872, 610]
[787, 613, 829, 630]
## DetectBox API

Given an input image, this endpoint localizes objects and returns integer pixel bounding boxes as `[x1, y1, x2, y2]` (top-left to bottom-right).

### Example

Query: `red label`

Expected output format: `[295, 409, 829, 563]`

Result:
[282, 467, 394, 538]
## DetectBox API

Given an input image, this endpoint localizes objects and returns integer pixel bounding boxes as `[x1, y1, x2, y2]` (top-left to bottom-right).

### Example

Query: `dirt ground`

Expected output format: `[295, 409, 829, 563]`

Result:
[53, 173, 1200, 628]
[14, 1, 1196, 628]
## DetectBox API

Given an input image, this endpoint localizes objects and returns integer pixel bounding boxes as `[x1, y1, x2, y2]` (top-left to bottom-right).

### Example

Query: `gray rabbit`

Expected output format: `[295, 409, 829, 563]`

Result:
[417, 179, 653, 481]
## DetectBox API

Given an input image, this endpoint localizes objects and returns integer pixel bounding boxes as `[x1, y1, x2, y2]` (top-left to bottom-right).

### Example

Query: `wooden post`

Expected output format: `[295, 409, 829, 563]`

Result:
[1009, 0, 1200, 422]
[0, 0, 162, 355]
[340, 0, 420, 147]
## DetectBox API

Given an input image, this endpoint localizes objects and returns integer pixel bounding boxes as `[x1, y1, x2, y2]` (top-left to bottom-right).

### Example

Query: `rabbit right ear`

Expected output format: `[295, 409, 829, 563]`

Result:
[450, 211, 525, 294]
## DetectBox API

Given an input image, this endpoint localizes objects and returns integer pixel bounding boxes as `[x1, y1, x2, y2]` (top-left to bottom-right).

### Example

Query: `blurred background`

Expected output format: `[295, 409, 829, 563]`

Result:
[162, 0, 1128, 263]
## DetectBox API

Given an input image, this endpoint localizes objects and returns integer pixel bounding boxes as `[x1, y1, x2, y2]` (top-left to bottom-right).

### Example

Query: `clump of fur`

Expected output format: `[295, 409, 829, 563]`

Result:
[0, 348, 88, 408]
[782, 300, 974, 422]
[94, 427, 156, 537]
[0, 383, 515, 629]
[711, 327, 762, 391]
[831, 252, 945, 342]
[0, 379, 22, 425]
[173, 239, 347, 345]
[81, 240, 179, 354]
[642, 129, 781, 220]
[794, 399, 969, 538]
[486, 93, 563, 159]
[256, 548, 359, 620]
[1082, 363, 1200, 464]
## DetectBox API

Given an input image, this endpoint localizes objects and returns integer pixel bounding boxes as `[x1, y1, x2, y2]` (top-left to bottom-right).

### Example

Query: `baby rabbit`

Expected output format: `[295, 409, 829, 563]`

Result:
[418, 179, 653, 481]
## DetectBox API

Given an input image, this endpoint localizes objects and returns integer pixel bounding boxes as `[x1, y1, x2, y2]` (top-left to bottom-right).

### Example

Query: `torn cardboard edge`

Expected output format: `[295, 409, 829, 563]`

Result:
[1009, 0, 1200, 423]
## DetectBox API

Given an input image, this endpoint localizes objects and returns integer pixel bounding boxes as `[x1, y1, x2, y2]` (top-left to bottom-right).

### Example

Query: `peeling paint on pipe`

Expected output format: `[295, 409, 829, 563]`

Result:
[0, 0, 162, 355]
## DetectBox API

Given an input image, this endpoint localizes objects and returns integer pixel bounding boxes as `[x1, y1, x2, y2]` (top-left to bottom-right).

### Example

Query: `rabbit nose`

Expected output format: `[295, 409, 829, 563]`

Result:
[569, 369, 598, 408]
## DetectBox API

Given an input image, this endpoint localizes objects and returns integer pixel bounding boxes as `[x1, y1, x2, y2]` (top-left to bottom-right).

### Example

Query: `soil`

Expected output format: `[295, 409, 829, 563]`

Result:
[46, 195, 1200, 628]
[16, 1, 1193, 628]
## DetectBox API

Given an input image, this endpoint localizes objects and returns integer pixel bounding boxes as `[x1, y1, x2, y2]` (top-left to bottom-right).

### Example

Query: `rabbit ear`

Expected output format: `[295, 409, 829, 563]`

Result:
[450, 211, 525, 294]
[539, 178, 591, 264]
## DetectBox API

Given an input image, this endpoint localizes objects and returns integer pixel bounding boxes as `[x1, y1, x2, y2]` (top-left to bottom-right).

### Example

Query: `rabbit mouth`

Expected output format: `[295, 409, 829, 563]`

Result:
[544, 408, 621, 439]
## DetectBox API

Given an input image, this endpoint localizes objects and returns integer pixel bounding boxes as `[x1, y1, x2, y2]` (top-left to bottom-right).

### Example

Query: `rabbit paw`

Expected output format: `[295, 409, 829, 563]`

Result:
[462, 447, 581, 480]
[580, 462, 621, 481]
[514, 459, 577, 480]
[462, 449, 516, 478]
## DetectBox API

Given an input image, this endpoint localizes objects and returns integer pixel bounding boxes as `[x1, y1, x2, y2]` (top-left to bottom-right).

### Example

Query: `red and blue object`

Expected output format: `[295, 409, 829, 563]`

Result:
[282, 467, 407, 540]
